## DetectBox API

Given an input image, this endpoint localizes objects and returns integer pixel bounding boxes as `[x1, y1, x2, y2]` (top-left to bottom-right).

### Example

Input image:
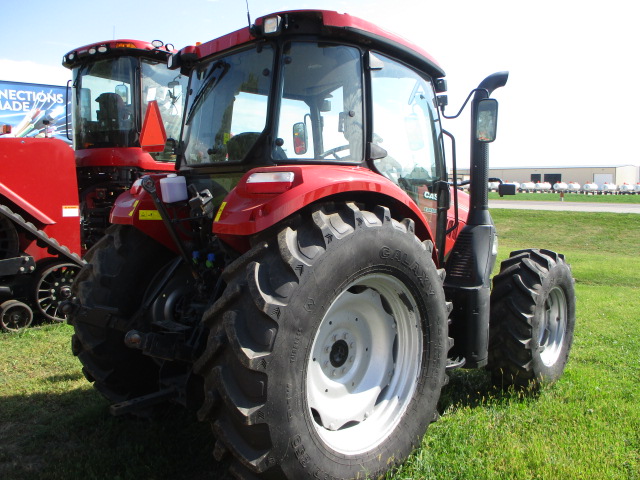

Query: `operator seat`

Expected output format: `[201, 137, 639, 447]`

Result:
[95, 93, 126, 130]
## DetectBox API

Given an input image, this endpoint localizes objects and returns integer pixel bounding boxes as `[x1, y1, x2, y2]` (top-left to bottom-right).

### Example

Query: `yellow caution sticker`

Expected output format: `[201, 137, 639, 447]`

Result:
[139, 209, 162, 220]
[128, 200, 139, 217]
[214, 201, 227, 222]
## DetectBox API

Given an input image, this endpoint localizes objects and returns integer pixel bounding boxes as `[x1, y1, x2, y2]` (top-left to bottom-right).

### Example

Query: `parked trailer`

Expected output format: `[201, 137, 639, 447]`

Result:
[600, 183, 618, 194]
[534, 181, 551, 192]
[519, 181, 535, 192]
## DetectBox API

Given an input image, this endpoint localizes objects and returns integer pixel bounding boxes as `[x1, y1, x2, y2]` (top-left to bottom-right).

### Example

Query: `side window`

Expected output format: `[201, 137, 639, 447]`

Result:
[277, 42, 363, 162]
[370, 53, 441, 201]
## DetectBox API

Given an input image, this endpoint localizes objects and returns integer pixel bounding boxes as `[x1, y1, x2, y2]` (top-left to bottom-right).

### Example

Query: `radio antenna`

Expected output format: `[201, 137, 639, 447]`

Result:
[245, 0, 251, 29]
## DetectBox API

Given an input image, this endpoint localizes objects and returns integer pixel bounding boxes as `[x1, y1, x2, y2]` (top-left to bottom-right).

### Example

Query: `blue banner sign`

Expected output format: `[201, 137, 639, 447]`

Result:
[0, 80, 71, 144]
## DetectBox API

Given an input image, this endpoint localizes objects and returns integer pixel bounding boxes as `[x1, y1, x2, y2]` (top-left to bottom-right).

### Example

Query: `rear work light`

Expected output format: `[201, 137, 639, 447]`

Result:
[263, 15, 282, 35]
[245, 171, 295, 194]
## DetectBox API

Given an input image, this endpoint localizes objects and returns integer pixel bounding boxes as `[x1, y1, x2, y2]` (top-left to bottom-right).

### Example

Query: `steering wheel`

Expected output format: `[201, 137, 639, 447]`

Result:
[319, 145, 350, 159]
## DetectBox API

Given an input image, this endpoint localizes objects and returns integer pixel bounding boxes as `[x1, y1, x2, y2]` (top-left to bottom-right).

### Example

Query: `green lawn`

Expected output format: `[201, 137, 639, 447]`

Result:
[1, 209, 638, 480]
[390, 209, 640, 479]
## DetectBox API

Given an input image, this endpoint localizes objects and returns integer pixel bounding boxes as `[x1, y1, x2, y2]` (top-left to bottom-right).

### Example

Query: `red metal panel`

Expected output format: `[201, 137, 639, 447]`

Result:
[0, 138, 81, 257]
[74, 148, 175, 171]
[185, 10, 442, 74]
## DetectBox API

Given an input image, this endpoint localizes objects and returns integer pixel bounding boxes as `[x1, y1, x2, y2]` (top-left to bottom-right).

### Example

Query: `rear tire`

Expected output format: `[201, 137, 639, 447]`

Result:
[488, 249, 576, 387]
[196, 203, 449, 479]
[70, 225, 174, 403]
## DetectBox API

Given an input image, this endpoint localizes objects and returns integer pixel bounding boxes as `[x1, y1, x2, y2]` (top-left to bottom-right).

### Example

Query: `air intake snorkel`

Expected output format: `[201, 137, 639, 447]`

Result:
[443, 71, 508, 369]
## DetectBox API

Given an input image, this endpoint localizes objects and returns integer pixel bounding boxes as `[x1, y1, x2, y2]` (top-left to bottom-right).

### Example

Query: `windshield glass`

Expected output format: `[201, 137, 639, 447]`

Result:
[182, 45, 274, 165]
[141, 58, 188, 162]
[73, 56, 137, 149]
[276, 42, 363, 162]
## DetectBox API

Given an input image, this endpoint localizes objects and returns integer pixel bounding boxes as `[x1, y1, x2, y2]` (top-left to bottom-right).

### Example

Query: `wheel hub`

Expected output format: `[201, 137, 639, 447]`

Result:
[35, 262, 80, 322]
[539, 286, 567, 367]
[329, 339, 349, 368]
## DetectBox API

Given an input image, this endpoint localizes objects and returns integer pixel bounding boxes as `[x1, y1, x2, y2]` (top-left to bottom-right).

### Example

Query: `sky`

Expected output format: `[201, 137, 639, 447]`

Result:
[1, 0, 638, 169]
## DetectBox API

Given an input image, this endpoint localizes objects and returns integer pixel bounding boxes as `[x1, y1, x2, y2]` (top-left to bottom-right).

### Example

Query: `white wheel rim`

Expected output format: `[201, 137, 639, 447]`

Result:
[306, 273, 423, 454]
[539, 286, 567, 367]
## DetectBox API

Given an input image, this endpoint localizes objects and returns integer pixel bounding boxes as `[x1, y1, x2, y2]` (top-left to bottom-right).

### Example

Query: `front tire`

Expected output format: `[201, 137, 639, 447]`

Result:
[488, 249, 576, 387]
[196, 203, 449, 479]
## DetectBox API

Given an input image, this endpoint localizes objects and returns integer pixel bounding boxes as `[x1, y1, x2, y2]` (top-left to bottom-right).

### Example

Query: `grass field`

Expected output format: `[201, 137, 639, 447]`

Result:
[489, 191, 640, 203]
[1, 209, 639, 480]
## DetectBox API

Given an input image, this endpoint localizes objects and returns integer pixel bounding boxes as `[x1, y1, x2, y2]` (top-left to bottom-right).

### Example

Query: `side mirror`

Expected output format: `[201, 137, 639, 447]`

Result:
[115, 84, 129, 103]
[140, 100, 167, 152]
[293, 122, 308, 155]
[475, 98, 499, 143]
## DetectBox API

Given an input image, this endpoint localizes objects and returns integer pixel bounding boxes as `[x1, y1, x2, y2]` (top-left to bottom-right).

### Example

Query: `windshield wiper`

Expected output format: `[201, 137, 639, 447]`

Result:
[185, 61, 230, 125]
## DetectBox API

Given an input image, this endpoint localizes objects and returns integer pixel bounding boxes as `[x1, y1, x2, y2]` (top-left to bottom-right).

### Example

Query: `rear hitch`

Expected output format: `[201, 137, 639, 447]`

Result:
[109, 387, 178, 416]
[124, 329, 201, 362]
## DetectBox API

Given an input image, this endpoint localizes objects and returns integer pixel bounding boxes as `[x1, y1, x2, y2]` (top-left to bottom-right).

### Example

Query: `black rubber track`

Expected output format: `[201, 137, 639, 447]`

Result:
[488, 248, 576, 388]
[70, 225, 174, 403]
[0, 214, 19, 260]
[194, 202, 451, 479]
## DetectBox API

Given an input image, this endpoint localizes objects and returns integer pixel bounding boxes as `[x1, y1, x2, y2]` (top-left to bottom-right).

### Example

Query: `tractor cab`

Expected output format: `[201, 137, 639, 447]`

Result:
[64, 39, 187, 163]
[132, 11, 456, 257]
[63, 40, 188, 250]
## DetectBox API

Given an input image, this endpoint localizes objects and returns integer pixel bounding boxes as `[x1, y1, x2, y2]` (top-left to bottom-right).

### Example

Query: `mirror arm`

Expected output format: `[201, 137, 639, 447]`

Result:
[440, 88, 488, 119]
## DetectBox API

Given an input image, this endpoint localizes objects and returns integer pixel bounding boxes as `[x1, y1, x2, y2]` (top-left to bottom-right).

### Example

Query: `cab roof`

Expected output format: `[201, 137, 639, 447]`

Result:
[62, 39, 175, 69]
[178, 10, 445, 78]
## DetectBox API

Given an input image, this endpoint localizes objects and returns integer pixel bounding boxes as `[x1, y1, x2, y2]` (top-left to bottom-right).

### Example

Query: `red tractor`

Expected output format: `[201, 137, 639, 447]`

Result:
[0, 138, 82, 331]
[67, 11, 576, 479]
[0, 40, 188, 332]
[62, 39, 187, 250]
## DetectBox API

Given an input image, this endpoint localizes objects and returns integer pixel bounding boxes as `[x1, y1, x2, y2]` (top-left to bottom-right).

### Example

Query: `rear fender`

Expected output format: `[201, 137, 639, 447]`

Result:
[214, 165, 437, 257]
[110, 174, 188, 252]
[444, 188, 470, 256]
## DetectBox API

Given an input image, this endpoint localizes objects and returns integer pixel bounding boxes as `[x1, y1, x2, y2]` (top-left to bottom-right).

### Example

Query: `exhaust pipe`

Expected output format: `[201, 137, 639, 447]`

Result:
[468, 71, 509, 226]
[444, 71, 508, 368]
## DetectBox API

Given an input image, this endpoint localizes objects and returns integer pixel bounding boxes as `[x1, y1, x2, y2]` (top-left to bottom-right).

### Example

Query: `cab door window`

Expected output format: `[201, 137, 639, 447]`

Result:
[277, 42, 363, 162]
[370, 53, 443, 229]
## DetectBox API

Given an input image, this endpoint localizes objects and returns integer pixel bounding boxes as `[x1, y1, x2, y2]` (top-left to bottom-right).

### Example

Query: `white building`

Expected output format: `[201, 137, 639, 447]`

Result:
[454, 165, 639, 188]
